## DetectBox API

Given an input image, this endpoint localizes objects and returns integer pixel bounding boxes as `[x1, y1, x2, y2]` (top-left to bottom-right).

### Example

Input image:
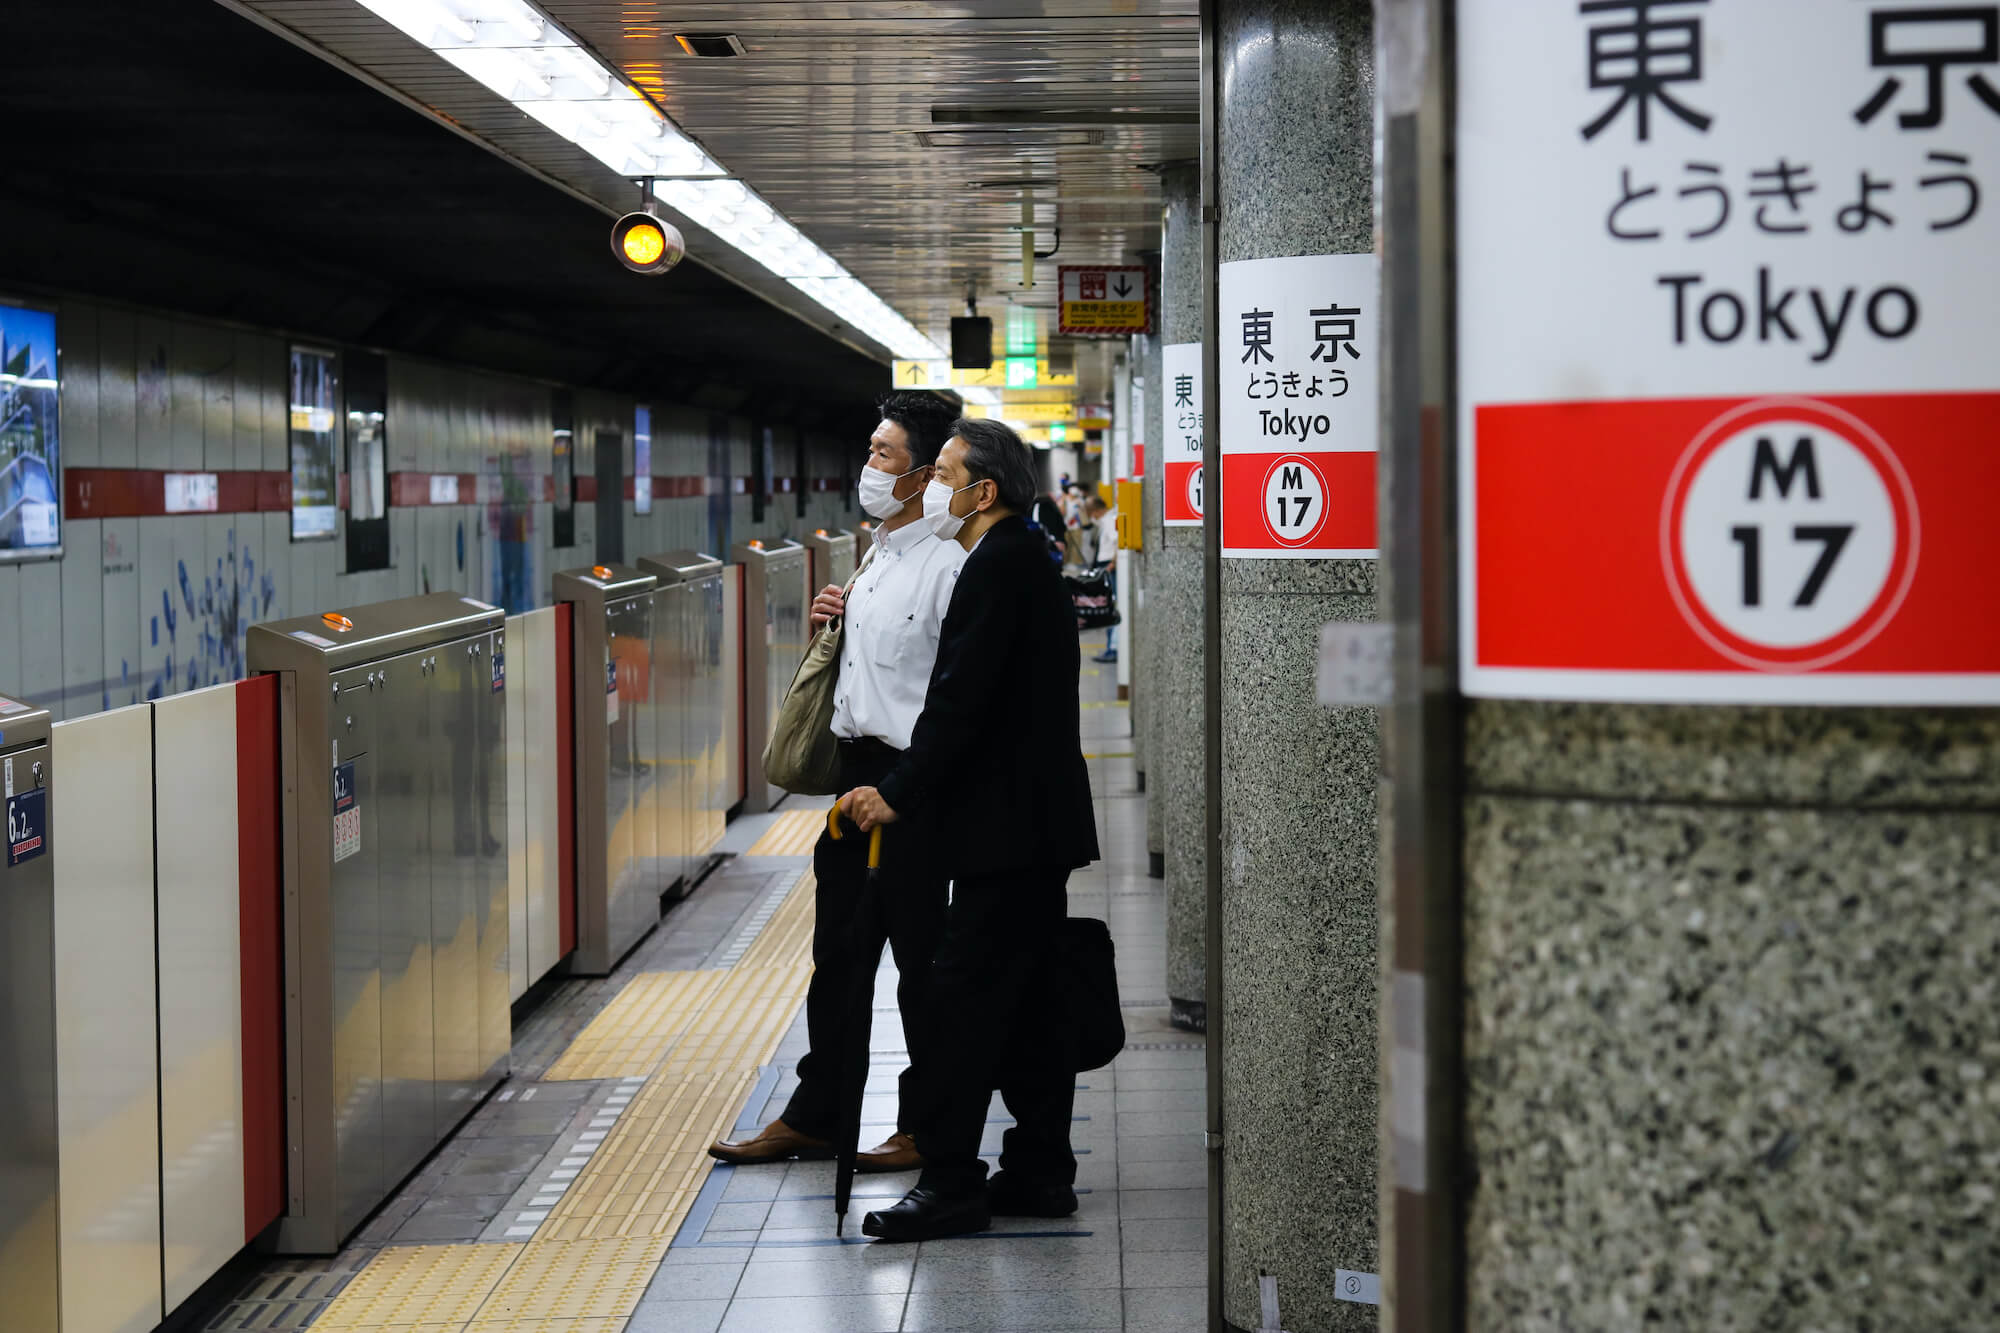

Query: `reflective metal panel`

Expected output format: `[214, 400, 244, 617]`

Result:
[505, 616, 531, 1002]
[153, 683, 248, 1307]
[377, 650, 435, 1183]
[517, 609, 562, 987]
[52, 705, 163, 1333]
[606, 591, 654, 957]
[0, 699, 57, 1333]
[477, 627, 511, 1090]
[322, 665, 384, 1241]
[731, 540, 807, 812]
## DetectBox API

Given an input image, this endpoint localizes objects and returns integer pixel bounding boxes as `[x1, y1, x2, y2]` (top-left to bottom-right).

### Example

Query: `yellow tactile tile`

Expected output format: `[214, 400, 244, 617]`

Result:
[309, 860, 821, 1332]
[309, 1244, 522, 1329]
[545, 871, 817, 1081]
[744, 806, 827, 856]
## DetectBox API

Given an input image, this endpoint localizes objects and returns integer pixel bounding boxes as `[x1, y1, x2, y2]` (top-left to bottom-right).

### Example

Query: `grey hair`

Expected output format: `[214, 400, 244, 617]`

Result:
[948, 417, 1037, 512]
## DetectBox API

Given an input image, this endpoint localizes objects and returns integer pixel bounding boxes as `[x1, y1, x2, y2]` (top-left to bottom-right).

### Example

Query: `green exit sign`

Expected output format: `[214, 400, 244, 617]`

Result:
[1006, 308, 1038, 356]
[1049, 422, 1068, 443]
[1004, 357, 1039, 389]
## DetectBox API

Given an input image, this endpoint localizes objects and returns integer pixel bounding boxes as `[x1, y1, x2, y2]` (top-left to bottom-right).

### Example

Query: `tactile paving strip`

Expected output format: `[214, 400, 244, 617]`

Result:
[544, 871, 817, 1082]
[304, 865, 818, 1331]
[743, 806, 828, 856]
[307, 1243, 522, 1329]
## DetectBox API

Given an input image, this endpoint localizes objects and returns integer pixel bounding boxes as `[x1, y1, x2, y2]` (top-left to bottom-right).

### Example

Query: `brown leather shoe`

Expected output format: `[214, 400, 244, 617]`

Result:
[855, 1132, 924, 1174]
[707, 1119, 834, 1165]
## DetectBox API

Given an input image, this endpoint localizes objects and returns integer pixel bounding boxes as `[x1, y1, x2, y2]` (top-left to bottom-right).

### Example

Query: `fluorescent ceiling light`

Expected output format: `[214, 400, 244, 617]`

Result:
[354, 0, 723, 178]
[652, 179, 943, 359]
[353, 0, 944, 360]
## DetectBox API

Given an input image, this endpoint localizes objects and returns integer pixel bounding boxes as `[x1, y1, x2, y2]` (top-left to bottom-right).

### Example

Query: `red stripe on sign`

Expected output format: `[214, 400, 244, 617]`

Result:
[1163, 460, 1201, 523]
[1472, 392, 2000, 674]
[555, 602, 577, 958]
[1220, 451, 1377, 552]
[574, 476, 599, 503]
[234, 673, 285, 1240]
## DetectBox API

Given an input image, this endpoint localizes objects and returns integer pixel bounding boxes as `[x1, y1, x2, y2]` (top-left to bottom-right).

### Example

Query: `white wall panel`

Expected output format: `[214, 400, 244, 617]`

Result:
[61, 518, 104, 719]
[0, 567, 19, 703]
[20, 558, 64, 715]
[101, 519, 142, 711]
[152, 684, 245, 1310]
[202, 323, 235, 472]
[135, 314, 172, 472]
[51, 705, 163, 1333]
[96, 306, 138, 470]
[168, 320, 204, 472]
[61, 302, 100, 468]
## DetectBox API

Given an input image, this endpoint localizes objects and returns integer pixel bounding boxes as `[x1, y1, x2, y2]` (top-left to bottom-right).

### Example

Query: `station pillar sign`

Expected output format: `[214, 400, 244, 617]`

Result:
[1162, 342, 1204, 527]
[1218, 254, 1380, 557]
[1458, 1, 2000, 703]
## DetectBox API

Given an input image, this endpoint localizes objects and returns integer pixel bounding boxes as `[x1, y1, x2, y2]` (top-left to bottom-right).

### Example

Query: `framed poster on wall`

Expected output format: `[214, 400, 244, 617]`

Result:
[0, 300, 62, 561]
[289, 346, 339, 541]
[634, 404, 653, 516]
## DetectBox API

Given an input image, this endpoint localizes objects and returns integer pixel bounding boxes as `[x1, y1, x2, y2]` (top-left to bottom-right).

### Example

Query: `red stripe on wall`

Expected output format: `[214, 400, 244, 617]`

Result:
[555, 602, 577, 958]
[234, 674, 286, 1241]
[66, 467, 294, 519]
[573, 476, 599, 503]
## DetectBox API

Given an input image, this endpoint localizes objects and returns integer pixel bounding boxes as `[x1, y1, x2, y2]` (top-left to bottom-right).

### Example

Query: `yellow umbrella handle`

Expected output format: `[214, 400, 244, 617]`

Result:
[827, 803, 845, 841]
[867, 824, 884, 870]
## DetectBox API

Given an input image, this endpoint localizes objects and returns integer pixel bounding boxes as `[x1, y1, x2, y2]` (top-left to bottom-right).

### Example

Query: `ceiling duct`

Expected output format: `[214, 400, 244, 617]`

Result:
[933, 106, 1199, 127]
[671, 32, 746, 57]
[917, 128, 1105, 149]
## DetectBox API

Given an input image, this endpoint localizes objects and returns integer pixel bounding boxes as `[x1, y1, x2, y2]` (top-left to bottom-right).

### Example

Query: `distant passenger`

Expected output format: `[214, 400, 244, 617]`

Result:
[708, 390, 964, 1174]
[1086, 493, 1118, 664]
[839, 417, 1100, 1241]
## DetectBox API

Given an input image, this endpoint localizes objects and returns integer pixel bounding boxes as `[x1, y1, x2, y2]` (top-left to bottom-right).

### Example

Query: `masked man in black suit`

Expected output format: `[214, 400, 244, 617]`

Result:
[839, 417, 1101, 1241]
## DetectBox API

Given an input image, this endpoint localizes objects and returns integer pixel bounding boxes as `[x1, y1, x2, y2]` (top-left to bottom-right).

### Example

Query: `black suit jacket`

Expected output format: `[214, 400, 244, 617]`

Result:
[876, 515, 1100, 875]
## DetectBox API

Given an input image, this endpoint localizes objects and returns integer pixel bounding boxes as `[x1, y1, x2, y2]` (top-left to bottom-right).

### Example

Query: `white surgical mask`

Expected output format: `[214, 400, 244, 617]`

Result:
[924, 477, 982, 541]
[857, 463, 919, 520]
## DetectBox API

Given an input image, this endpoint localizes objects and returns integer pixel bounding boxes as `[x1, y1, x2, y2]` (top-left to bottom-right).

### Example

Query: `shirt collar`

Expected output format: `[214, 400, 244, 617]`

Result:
[874, 521, 934, 556]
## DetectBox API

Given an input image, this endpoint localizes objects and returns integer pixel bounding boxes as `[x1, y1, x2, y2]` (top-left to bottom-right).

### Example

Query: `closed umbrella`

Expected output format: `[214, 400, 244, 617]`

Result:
[825, 802, 887, 1236]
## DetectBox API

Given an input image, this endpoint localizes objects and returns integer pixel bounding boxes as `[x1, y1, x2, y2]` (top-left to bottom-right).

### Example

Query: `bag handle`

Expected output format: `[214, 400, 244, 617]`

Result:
[819, 542, 878, 637]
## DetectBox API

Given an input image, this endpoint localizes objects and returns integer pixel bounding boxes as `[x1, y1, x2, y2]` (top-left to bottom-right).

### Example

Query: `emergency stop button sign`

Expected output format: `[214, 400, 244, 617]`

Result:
[1457, 0, 2000, 703]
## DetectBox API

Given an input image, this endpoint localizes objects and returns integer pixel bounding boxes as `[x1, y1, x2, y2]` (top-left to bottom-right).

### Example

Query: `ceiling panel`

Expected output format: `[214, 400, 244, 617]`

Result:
[222, 0, 1199, 401]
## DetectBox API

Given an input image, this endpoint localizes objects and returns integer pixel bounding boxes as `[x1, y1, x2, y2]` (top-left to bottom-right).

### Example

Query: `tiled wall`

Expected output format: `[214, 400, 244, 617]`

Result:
[0, 297, 863, 720]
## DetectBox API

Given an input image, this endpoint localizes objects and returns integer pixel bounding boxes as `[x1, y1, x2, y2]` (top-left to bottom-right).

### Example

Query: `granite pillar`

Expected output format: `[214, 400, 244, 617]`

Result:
[1156, 165, 1208, 1025]
[1215, 3, 1379, 1329]
[1137, 327, 1166, 873]
[1461, 706, 2000, 1329]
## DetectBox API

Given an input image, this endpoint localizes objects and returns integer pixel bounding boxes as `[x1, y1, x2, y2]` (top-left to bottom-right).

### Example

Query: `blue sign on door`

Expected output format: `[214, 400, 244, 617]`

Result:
[492, 650, 505, 693]
[333, 761, 356, 815]
[7, 788, 47, 867]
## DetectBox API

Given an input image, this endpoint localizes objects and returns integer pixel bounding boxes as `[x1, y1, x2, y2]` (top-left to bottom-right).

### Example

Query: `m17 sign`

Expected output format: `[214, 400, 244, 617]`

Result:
[1219, 253, 1379, 557]
[1458, 0, 2000, 703]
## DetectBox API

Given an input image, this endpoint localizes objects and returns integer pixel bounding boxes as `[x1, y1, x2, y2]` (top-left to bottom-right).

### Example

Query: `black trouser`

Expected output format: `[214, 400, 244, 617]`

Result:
[913, 868, 1078, 1196]
[779, 738, 949, 1141]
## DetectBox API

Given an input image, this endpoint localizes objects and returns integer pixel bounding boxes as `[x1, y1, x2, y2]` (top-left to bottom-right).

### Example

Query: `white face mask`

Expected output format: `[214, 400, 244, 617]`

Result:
[923, 477, 983, 541]
[857, 462, 921, 520]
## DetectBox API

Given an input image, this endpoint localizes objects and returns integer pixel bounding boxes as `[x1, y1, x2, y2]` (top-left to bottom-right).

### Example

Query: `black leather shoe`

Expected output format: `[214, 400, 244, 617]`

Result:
[986, 1171, 1079, 1218]
[860, 1186, 992, 1242]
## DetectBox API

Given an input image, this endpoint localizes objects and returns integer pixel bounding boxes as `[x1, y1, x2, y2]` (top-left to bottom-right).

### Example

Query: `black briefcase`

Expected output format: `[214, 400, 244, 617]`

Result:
[1054, 917, 1124, 1071]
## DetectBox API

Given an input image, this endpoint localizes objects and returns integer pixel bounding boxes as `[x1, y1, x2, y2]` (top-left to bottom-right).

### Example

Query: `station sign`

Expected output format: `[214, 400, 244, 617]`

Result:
[966, 402, 1076, 424]
[1162, 342, 1204, 526]
[1458, 1, 2000, 703]
[1218, 253, 1379, 557]
[892, 359, 1076, 390]
[1058, 265, 1150, 336]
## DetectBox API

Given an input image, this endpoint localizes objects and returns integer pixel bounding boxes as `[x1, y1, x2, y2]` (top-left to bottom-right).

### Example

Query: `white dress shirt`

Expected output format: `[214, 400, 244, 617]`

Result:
[830, 519, 967, 751]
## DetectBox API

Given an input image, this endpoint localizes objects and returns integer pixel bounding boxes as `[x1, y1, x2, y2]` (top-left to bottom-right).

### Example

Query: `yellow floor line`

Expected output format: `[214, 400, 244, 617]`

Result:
[744, 806, 827, 857]
[307, 863, 821, 1330]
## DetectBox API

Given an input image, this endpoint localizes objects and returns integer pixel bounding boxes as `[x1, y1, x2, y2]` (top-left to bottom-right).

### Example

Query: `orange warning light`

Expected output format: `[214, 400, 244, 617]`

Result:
[622, 222, 665, 266]
[610, 211, 685, 276]
[321, 613, 354, 631]
[591, 565, 614, 579]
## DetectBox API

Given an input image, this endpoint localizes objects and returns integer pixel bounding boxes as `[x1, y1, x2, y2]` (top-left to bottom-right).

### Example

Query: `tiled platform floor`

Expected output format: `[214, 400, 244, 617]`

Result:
[207, 647, 1204, 1333]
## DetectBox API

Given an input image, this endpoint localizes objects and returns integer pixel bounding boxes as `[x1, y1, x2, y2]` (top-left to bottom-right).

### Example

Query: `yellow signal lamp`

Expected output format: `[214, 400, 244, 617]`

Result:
[610, 211, 685, 275]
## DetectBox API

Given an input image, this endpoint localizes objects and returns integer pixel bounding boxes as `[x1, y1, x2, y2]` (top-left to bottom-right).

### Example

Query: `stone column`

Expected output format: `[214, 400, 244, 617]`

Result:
[1215, 3, 1378, 1330]
[1156, 165, 1207, 1026]
[1137, 327, 1166, 874]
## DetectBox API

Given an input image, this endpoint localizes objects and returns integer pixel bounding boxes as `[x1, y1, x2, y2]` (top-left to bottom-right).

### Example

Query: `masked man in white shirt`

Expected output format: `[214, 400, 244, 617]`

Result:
[709, 391, 966, 1174]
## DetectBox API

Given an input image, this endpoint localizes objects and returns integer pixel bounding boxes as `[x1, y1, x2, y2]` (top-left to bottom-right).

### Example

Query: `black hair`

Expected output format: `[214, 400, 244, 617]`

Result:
[875, 391, 958, 467]
[949, 417, 1037, 513]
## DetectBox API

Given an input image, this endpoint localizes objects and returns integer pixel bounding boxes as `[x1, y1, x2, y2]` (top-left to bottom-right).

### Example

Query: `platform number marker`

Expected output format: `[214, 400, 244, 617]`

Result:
[1262, 455, 1326, 546]
[1187, 463, 1204, 519]
[1664, 401, 1917, 672]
